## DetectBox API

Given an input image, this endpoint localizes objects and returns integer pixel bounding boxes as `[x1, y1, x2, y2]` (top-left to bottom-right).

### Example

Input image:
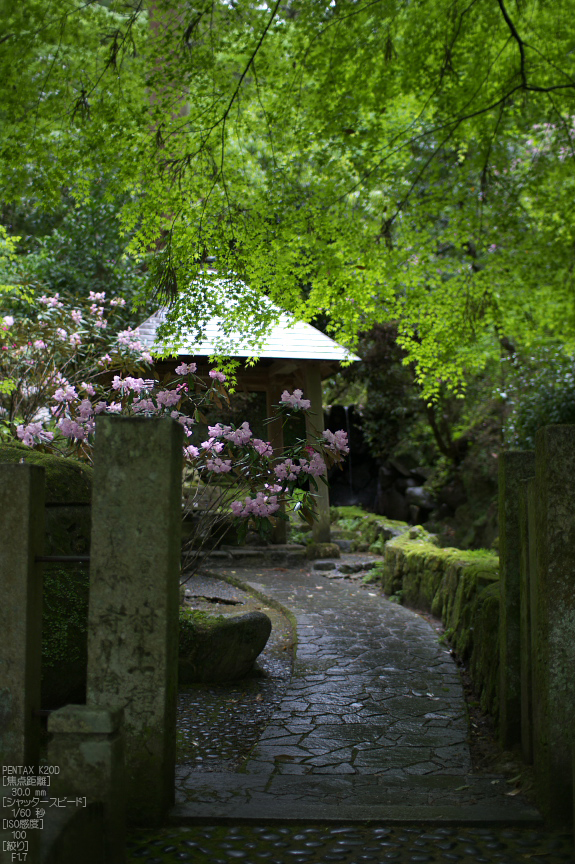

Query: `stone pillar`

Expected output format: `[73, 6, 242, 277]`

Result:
[519, 477, 537, 764]
[532, 425, 575, 825]
[86, 416, 183, 826]
[0, 464, 45, 770]
[47, 705, 125, 864]
[498, 450, 535, 748]
[304, 362, 330, 543]
[266, 382, 287, 544]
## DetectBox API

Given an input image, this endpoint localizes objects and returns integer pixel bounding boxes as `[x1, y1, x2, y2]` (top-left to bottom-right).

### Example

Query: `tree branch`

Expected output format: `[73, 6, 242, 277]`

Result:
[497, 0, 527, 87]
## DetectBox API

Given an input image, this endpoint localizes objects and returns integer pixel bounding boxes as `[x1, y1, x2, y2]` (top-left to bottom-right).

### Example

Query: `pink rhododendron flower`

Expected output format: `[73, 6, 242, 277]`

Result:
[71, 310, 82, 325]
[280, 389, 311, 410]
[230, 493, 280, 518]
[16, 423, 54, 446]
[183, 445, 200, 459]
[322, 429, 349, 454]
[39, 293, 63, 308]
[94, 402, 108, 414]
[81, 382, 96, 396]
[156, 389, 181, 408]
[94, 319, 107, 329]
[77, 399, 94, 420]
[33, 340, 46, 350]
[201, 438, 225, 454]
[206, 457, 232, 473]
[58, 418, 86, 440]
[274, 459, 302, 481]
[209, 369, 226, 382]
[110, 298, 126, 307]
[56, 328, 68, 341]
[175, 362, 197, 375]
[140, 352, 153, 364]
[69, 332, 82, 347]
[89, 291, 106, 301]
[131, 399, 156, 413]
[253, 439, 273, 457]
[54, 385, 78, 403]
[302, 452, 326, 476]
[98, 354, 112, 366]
[2, 315, 14, 329]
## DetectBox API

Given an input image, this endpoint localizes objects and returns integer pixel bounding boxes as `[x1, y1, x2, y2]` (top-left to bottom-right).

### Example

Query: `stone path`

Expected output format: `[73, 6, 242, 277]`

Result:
[173, 562, 540, 825]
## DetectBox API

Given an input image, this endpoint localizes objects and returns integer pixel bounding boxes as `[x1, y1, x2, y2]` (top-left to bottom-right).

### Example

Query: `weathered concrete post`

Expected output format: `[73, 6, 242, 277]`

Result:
[0, 464, 45, 770]
[532, 425, 575, 825]
[518, 477, 537, 764]
[304, 362, 330, 543]
[46, 705, 125, 864]
[498, 450, 535, 748]
[86, 416, 183, 826]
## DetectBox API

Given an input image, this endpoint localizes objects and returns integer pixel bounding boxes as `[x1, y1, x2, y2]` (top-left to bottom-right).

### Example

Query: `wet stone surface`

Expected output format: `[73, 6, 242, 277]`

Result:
[127, 824, 575, 864]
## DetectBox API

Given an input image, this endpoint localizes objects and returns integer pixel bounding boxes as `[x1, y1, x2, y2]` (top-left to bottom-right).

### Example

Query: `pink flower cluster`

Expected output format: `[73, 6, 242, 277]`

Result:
[175, 362, 197, 375]
[274, 452, 326, 480]
[230, 492, 280, 518]
[322, 429, 349, 454]
[280, 389, 311, 410]
[17, 422, 54, 446]
[39, 293, 64, 308]
[208, 421, 252, 446]
[2, 315, 14, 329]
[206, 457, 233, 473]
[209, 369, 226, 382]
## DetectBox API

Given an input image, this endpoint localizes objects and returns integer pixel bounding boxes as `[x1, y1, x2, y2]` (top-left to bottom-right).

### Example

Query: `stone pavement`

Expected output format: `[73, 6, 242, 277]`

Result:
[173, 562, 541, 825]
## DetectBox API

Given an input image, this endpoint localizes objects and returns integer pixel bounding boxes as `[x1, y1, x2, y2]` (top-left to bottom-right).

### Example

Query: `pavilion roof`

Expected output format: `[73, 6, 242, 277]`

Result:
[138, 307, 360, 363]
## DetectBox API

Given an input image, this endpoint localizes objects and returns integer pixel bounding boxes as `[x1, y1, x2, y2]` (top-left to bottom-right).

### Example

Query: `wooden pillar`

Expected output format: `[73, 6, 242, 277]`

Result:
[266, 381, 287, 543]
[304, 362, 330, 543]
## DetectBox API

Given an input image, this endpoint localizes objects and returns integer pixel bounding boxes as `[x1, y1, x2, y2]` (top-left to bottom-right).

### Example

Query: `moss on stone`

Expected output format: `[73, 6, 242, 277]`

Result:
[0, 443, 92, 503]
[377, 529, 500, 732]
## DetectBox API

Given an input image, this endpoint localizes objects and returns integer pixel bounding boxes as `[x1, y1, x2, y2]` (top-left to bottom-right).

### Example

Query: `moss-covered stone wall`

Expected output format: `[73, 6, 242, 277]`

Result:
[380, 532, 500, 719]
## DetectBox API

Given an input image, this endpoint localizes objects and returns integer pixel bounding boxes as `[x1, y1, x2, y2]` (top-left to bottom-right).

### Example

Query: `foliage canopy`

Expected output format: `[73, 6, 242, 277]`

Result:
[2, 0, 575, 397]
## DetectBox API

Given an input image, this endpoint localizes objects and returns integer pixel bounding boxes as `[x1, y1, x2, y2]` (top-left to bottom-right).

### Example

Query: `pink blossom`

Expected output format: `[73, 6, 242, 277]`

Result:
[183, 445, 200, 459]
[280, 389, 311, 410]
[156, 389, 181, 408]
[209, 369, 226, 382]
[106, 402, 122, 413]
[69, 332, 82, 347]
[71, 310, 82, 325]
[33, 340, 46, 350]
[89, 291, 106, 301]
[39, 293, 63, 308]
[77, 399, 94, 420]
[274, 459, 302, 481]
[56, 328, 68, 341]
[16, 423, 54, 446]
[201, 438, 225, 454]
[81, 382, 96, 396]
[2, 315, 14, 329]
[131, 399, 156, 413]
[94, 402, 108, 414]
[110, 298, 126, 307]
[230, 493, 280, 518]
[206, 457, 232, 473]
[54, 385, 78, 403]
[140, 352, 153, 364]
[94, 319, 107, 329]
[175, 362, 197, 375]
[302, 452, 326, 476]
[322, 429, 349, 454]
[58, 418, 85, 440]
[98, 354, 112, 366]
[253, 439, 273, 457]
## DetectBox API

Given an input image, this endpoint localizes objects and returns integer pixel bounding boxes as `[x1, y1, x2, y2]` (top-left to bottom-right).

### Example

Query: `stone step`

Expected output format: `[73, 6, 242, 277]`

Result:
[172, 772, 542, 825]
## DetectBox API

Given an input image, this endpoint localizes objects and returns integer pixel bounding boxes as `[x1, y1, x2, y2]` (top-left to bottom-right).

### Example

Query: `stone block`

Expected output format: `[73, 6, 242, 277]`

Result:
[519, 478, 536, 765]
[532, 426, 575, 824]
[306, 542, 341, 560]
[86, 416, 183, 826]
[498, 450, 535, 748]
[47, 705, 125, 864]
[0, 464, 45, 770]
